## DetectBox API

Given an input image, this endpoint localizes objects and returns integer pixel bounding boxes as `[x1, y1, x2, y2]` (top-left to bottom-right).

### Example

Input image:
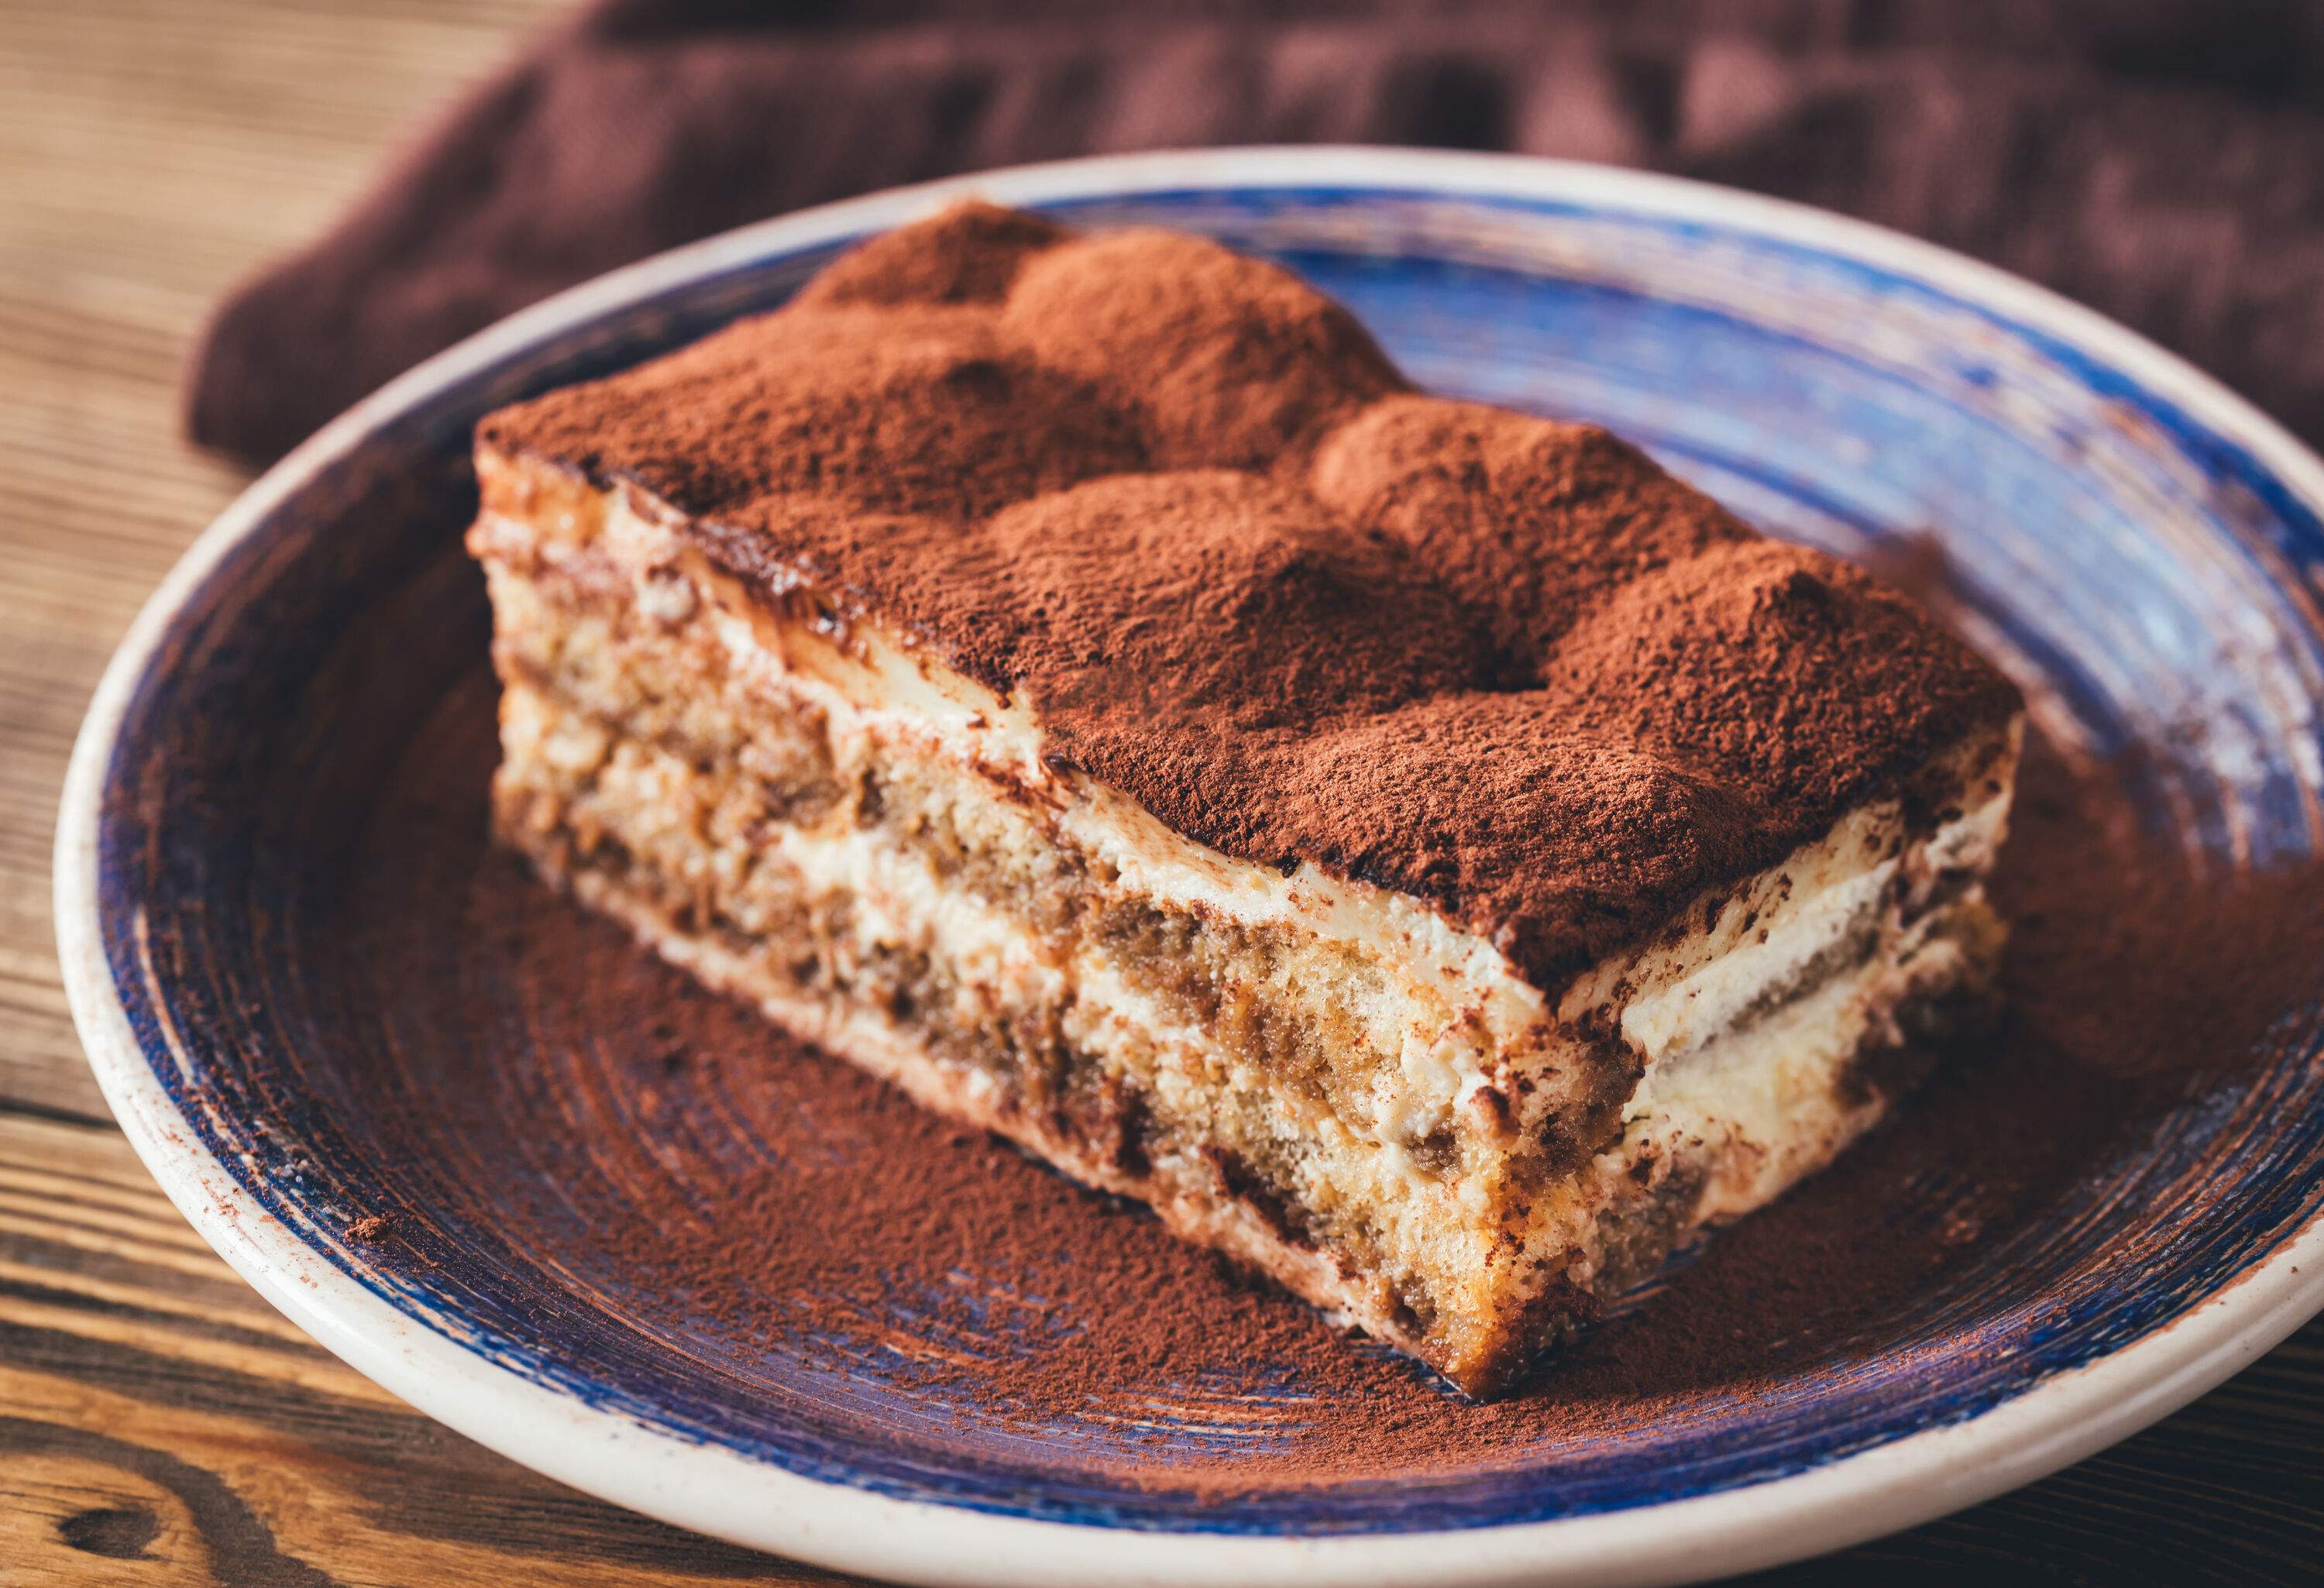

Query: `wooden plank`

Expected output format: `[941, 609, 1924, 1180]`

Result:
[0, 0, 567, 1122]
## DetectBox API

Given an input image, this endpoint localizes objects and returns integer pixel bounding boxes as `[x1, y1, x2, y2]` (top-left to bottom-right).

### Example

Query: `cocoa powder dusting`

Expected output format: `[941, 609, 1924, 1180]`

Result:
[335, 207, 2314, 1492]
[481, 202, 2020, 992]
[325, 664, 2324, 1496]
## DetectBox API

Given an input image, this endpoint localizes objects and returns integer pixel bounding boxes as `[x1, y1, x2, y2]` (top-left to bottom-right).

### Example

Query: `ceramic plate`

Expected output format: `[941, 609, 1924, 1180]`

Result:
[57, 150, 2324, 1586]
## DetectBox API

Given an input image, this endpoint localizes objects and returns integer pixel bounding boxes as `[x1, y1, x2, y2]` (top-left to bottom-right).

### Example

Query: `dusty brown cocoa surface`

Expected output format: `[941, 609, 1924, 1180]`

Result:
[478, 204, 2020, 991]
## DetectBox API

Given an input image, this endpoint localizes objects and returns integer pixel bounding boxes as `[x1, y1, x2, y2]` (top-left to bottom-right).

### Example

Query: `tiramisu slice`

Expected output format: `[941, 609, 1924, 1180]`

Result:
[468, 202, 2022, 1396]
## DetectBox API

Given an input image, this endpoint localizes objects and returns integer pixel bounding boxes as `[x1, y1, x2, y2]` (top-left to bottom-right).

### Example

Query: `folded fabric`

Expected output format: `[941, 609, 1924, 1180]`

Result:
[186, 0, 2324, 466]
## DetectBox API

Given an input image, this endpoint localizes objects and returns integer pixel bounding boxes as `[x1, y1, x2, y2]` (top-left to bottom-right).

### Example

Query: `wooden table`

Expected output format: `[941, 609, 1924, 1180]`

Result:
[3, 2, 2319, 1581]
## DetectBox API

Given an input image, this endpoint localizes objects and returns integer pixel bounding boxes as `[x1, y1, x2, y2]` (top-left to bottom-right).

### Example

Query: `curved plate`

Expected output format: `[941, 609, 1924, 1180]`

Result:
[56, 150, 2324, 1586]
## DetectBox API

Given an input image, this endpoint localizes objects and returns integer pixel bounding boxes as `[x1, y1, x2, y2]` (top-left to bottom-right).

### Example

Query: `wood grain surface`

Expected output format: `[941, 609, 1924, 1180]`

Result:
[2, 2, 2319, 1582]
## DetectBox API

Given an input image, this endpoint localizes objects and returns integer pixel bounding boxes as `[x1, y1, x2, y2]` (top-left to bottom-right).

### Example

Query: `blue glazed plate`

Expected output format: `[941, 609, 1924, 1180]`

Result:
[56, 150, 2324, 1586]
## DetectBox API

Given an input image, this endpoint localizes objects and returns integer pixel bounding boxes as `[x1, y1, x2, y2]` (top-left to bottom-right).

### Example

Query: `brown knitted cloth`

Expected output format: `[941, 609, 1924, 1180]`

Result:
[185, 0, 2324, 466]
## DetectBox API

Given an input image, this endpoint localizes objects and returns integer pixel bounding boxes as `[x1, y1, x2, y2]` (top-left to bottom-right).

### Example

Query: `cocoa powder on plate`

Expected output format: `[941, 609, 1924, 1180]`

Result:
[330, 672, 2324, 1491]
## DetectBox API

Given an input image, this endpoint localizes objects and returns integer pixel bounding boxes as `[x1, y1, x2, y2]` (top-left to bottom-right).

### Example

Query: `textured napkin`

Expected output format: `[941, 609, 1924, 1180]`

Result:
[185, 0, 2324, 465]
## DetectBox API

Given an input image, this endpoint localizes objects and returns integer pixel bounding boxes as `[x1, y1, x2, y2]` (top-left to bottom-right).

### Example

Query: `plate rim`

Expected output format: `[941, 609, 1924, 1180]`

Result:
[53, 145, 2324, 1588]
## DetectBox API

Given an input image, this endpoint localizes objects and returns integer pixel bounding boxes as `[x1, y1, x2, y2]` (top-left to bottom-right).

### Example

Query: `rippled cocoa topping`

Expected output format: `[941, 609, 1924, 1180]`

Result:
[1310, 396, 1752, 678]
[1002, 227, 1408, 469]
[481, 304, 1146, 521]
[792, 200, 1067, 309]
[480, 202, 2022, 990]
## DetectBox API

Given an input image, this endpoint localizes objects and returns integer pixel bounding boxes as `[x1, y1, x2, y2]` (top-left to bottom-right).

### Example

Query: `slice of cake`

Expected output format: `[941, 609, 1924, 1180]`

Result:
[467, 201, 2022, 1397]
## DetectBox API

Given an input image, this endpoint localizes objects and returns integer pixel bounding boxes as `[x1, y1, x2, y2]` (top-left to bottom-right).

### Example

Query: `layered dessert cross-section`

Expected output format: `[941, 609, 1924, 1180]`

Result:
[467, 202, 2023, 1396]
